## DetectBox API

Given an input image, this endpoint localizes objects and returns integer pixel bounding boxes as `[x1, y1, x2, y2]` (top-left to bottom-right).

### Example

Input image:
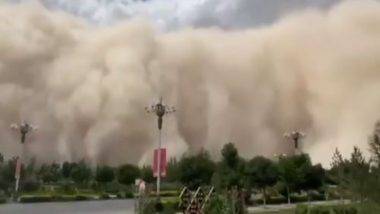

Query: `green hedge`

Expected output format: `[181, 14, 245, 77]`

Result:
[51, 195, 76, 202]
[148, 190, 179, 198]
[0, 197, 7, 204]
[310, 193, 326, 201]
[140, 200, 180, 214]
[332, 205, 358, 214]
[253, 195, 309, 205]
[253, 196, 288, 205]
[295, 205, 308, 214]
[19, 195, 53, 203]
[19, 194, 95, 203]
[309, 206, 330, 214]
[75, 195, 92, 201]
[290, 195, 308, 203]
[125, 191, 134, 198]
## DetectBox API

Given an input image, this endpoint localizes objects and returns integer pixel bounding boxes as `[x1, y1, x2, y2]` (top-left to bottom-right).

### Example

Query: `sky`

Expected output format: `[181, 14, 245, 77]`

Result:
[10, 0, 342, 29]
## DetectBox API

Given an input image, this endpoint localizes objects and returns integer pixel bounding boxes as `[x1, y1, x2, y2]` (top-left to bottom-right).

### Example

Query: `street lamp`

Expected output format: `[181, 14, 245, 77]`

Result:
[10, 121, 37, 192]
[145, 97, 175, 199]
[284, 131, 305, 155]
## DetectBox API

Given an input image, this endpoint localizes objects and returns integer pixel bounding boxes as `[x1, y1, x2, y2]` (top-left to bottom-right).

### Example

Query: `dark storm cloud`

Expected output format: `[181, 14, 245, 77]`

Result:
[8, 0, 342, 29]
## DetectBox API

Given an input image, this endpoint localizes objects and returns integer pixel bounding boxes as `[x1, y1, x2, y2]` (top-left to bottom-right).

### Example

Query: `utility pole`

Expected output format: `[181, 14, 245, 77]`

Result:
[284, 131, 305, 155]
[145, 97, 175, 200]
[10, 121, 37, 193]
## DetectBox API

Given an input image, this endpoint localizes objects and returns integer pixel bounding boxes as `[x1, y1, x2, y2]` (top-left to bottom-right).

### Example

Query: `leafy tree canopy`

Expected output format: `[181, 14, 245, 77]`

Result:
[245, 156, 278, 189]
[95, 165, 115, 183]
[178, 151, 215, 189]
[117, 164, 140, 185]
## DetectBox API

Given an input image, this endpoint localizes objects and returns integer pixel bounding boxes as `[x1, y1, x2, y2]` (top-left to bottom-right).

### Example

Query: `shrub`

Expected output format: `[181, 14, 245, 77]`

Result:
[295, 204, 308, 214]
[56, 183, 76, 195]
[75, 195, 91, 201]
[309, 206, 330, 214]
[204, 195, 232, 214]
[140, 199, 178, 214]
[356, 203, 380, 214]
[310, 192, 326, 201]
[104, 182, 124, 193]
[51, 195, 76, 202]
[148, 190, 179, 197]
[124, 191, 134, 198]
[0, 197, 7, 204]
[21, 178, 41, 192]
[267, 196, 287, 204]
[290, 195, 308, 203]
[19, 195, 52, 203]
[332, 205, 358, 214]
[346, 207, 358, 214]
[100, 193, 110, 199]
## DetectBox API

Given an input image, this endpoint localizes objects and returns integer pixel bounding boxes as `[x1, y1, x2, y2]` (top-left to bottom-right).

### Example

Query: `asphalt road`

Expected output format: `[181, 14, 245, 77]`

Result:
[0, 199, 135, 214]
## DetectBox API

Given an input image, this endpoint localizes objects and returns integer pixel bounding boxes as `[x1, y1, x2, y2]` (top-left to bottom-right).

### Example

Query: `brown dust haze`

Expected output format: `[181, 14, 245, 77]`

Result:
[0, 1, 380, 166]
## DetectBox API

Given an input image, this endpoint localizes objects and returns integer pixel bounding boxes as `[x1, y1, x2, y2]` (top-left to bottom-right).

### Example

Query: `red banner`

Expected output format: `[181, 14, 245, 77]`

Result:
[153, 148, 167, 177]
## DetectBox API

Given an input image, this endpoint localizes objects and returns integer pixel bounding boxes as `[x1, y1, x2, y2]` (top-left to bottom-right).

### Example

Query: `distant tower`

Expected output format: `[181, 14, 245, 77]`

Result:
[10, 121, 37, 192]
[11, 121, 37, 144]
[284, 131, 305, 155]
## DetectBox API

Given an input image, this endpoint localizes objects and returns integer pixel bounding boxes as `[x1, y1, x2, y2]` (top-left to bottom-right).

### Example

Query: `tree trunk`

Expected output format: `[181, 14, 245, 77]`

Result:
[287, 186, 291, 204]
[263, 188, 266, 207]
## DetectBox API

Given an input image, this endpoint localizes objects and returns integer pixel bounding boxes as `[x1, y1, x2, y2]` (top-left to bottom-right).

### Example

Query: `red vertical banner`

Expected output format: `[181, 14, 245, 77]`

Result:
[15, 157, 21, 179]
[153, 148, 167, 177]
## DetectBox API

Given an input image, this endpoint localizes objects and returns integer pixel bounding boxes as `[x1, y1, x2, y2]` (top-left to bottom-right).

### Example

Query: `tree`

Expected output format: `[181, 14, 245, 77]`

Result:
[369, 121, 380, 167]
[38, 163, 61, 183]
[96, 166, 115, 184]
[278, 154, 310, 204]
[25, 157, 36, 178]
[0, 157, 21, 193]
[367, 121, 380, 203]
[62, 162, 77, 179]
[245, 156, 278, 206]
[117, 164, 140, 185]
[301, 164, 325, 202]
[21, 177, 41, 192]
[70, 161, 92, 185]
[347, 146, 370, 202]
[221, 143, 239, 169]
[140, 165, 154, 183]
[214, 143, 245, 190]
[330, 148, 348, 201]
[166, 158, 180, 182]
[178, 151, 215, 189]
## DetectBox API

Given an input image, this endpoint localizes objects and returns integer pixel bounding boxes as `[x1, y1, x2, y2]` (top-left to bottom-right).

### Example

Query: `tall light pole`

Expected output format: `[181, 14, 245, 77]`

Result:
[145, 97, 175, 200]
[284, 131, 305, 155]
[10, 121, 37, 192]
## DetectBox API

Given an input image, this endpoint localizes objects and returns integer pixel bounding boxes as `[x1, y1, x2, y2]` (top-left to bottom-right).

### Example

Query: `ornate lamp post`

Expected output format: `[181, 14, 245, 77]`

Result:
[145, 97, 175, 199]
[10, 121, 37, 192]
[284, 131, 305, 155]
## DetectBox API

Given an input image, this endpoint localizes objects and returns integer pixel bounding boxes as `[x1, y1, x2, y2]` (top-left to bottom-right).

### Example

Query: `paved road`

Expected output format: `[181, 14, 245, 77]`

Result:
[0, 199, 135, 214]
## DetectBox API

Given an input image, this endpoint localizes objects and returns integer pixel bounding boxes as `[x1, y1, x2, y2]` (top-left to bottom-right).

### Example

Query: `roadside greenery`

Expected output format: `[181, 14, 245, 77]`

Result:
[0, 122, 379, 213]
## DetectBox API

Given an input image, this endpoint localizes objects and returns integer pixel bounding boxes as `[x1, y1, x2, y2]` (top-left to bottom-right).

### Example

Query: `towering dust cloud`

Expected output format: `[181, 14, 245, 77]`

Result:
[0, 1, 380, 165]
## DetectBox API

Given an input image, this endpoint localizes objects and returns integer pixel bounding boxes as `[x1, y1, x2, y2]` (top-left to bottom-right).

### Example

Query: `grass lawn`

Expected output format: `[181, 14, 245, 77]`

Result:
[252, 202, 380, 214]
[254, 209, 294, 214]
